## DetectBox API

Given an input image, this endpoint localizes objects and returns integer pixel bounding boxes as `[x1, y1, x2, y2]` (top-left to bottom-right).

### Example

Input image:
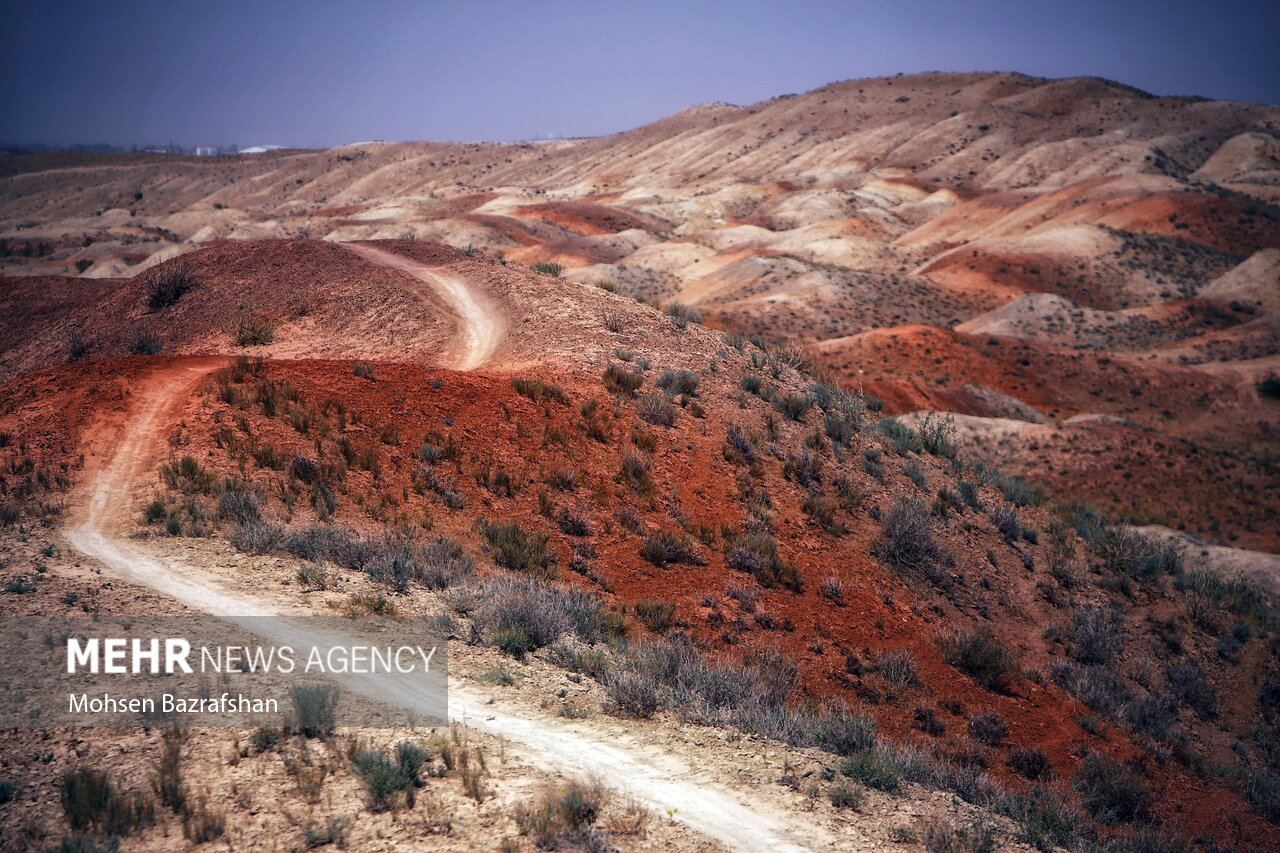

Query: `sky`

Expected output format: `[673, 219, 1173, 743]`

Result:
[3, 0, 1278, 149]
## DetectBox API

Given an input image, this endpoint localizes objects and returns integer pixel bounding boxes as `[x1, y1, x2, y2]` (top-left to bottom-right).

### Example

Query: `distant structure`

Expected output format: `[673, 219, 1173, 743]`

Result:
[239, 145, 283, 155]
[142, 141, 184, 154]
[194, 145, 218, 156]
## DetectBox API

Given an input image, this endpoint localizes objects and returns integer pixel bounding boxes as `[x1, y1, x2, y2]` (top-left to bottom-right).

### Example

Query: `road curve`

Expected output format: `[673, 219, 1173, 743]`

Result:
[340, 242, 503, 371]
[62, 359, 824, 853]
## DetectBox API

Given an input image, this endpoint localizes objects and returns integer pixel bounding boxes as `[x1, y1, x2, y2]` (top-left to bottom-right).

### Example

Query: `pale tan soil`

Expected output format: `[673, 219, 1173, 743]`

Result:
[0, 530, 1029, 853]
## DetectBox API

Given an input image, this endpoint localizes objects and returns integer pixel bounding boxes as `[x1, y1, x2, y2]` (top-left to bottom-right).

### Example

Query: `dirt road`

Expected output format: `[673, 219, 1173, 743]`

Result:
[341, 242, 504, 370]
[62, 359, 829, 850]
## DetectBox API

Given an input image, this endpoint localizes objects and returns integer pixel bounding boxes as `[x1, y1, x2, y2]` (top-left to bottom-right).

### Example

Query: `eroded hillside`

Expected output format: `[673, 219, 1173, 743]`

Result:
[3, 72, 1278, 553]
[3, 70, 1280, 852]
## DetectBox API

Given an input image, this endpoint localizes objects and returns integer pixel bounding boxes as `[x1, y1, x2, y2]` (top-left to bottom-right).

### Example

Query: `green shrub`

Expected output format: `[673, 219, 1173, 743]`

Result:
[160, 455, 217, 494]
[879, 418, 921, 454]
[217, 482, 261, 525]
[663, 302, 701, 329]
[6, 576, 37, 594]
[656, 369, 699, 396]
[182, 795, 225, 843]
[511, 377, 570, 405]
[840, 749, 902, 794]
[603, 363, 643, 396]
[291, 683, 340, 738]
[143, 498, 167, 524]
[940, 628, 1018, 694]
[774, 392, 812, 421]
[617, 451, 654, 494]
[802, 493, 846, 535]
[1007, 748, 1052, 781]
[634, 599, 676, 633]
[478, 665, 520, 685]
[61, 767, 155, 837]
[514, 779, 608, 848]
[914, 411, 957, 458]
[603, 669, 662, 718]
[236, 312, 275, 346]
[922, 816, 997, 853]
[828, 783, 864, 809]
[532, 262, 564, 277]
[968, 712, 1008, 746]
[456, 574, 606, 655]
[251, 726, 281, 753]
[67, 329, 93, 362]
[1166, 659, 1217, 720]
[725, 531, 802, 591]
[480, 519, 556, 579]
[492, 626, 535, 658]
[636, 392, 677, 426]
[1247, 771, 1280, 824]
[352, 747, 412, 811]
[1069, 604, 1123, 665]
[639, 530, 702, 567]
[300, 816, 350, 849]
[875, 499, 942, 576]
[555, 506, 591, 536]
[877, 649, 919, 688]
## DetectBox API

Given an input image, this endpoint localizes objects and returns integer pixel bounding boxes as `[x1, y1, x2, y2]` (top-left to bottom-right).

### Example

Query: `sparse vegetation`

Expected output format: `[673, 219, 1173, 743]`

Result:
[634, 598, 676, 633]
[515, 778, 608, 849]
[663, 301, 700, 329]
[480, 519, 556, 579]
[636, 391, 677, 426]
[512, 377, 570, 405]
[1071, 753, 1151, 824]
[61, 767, 155, 838]
[146, 264, 198, 310]
[724, 530, 802, 591]
[603, 363, 643, 396]
[291, 683, 340, 738]
[236, 310, 275, 346]
[940, 628, 1018, 694]
[130, 328, 163, 355]
[875, 498, 944, 581]
[639, 529, 702, 567]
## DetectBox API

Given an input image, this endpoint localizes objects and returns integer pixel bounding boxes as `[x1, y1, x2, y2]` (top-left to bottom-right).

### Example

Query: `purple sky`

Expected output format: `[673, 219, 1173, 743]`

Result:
[3, 0, 1277, 149]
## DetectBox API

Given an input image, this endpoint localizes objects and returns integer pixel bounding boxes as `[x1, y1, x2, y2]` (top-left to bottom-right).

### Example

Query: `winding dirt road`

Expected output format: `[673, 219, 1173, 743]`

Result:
[341, 242, 504, 371]
[58, 251, 830, 851]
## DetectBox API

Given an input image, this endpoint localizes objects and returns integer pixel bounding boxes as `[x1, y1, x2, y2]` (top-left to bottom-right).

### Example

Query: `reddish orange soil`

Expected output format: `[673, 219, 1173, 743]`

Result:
[513, 200, 669, 236]
[130, 352, 1269, 846]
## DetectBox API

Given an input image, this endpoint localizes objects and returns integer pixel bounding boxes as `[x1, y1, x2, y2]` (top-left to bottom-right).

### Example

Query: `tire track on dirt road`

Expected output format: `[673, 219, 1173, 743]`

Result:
[341, 242, 504, 371]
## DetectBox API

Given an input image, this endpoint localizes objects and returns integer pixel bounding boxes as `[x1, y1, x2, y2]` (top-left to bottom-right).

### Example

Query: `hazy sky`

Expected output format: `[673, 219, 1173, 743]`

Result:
[4, 0, 1278, 148]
